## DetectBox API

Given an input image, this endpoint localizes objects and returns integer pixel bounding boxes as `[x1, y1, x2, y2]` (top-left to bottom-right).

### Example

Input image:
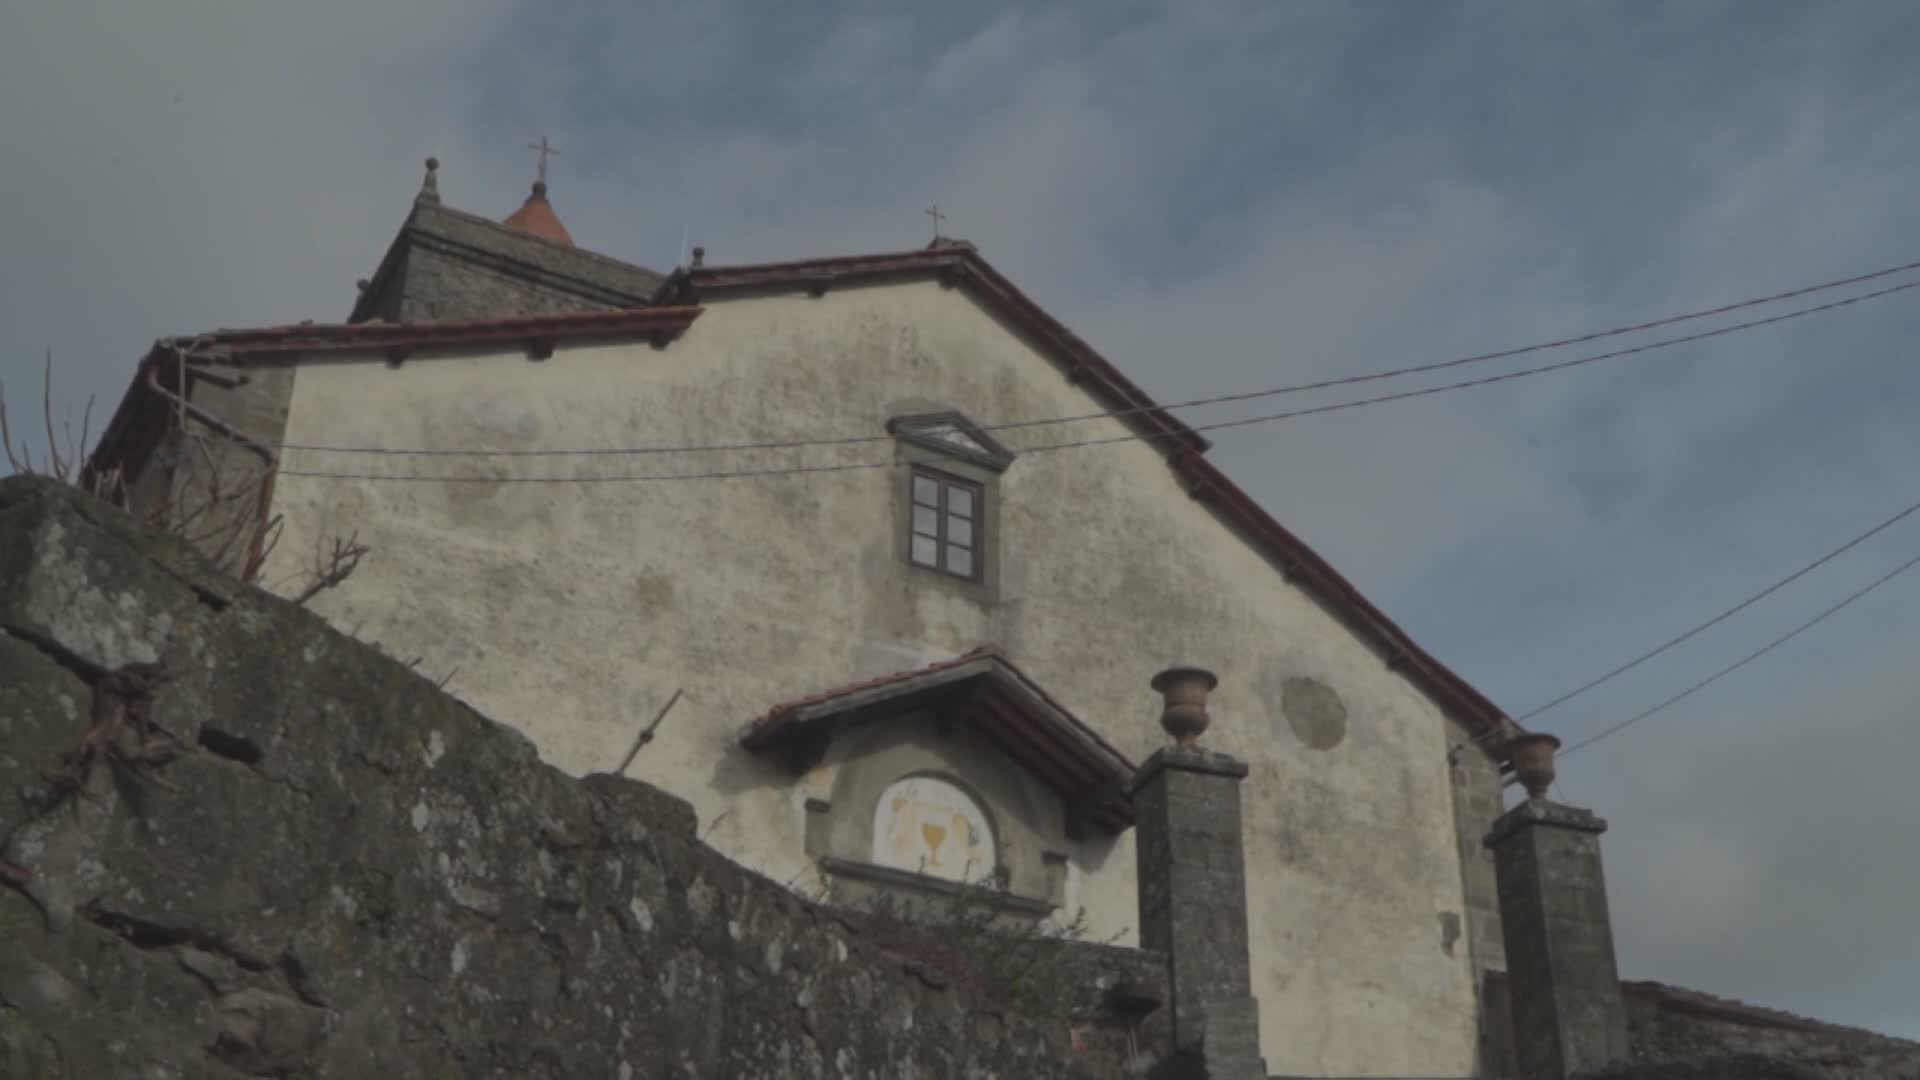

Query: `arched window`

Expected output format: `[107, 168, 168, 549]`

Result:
[870, 774, 999, 886]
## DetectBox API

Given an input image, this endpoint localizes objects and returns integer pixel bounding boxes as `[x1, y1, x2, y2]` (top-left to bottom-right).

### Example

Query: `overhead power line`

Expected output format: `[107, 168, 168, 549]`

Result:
[276, 277, 1920, 483]
[267, 256, 1920, 461]
[1021, 278, 1920, 456]
[1560, 547, 1920, 758]
[1509, 492, 1920, 728]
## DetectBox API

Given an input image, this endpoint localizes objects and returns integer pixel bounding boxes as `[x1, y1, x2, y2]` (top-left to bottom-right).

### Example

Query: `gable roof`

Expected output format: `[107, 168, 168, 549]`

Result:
[348, 191, 666, 324]
[666, 245, 1518, 752]
[740, 647, 1138, 833]
[86, 227, 1516, 759]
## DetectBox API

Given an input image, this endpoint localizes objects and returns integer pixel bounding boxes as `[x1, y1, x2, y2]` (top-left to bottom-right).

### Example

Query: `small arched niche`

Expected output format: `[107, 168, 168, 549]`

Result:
[870, 773, 998, 886]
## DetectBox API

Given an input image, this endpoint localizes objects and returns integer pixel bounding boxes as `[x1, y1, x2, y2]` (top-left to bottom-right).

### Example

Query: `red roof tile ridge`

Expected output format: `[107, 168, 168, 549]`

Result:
[694, 246, 970, 278]
[161, 305, 703, 352]
[749, 648, 996, 732]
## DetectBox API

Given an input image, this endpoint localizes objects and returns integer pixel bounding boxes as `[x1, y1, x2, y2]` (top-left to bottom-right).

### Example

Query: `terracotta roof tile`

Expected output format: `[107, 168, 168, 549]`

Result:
[501, 181, 574, 246]
[742, 647, 997, 740]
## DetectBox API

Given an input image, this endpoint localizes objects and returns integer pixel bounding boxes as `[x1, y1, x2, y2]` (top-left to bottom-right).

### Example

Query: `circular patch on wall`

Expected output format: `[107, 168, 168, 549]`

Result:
[1283, 676, 1348, 750]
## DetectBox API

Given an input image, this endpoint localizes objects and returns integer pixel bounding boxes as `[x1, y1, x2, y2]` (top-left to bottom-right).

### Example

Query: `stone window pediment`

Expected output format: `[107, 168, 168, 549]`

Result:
[886, 412, 1016, 474]
[888, 412, 1009, 594]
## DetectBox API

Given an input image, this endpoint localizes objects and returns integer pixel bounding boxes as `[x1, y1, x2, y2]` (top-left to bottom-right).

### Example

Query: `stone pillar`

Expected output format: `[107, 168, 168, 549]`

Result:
[1485, 734, 1629, 1079]
[1133, 667, 1266, 1078]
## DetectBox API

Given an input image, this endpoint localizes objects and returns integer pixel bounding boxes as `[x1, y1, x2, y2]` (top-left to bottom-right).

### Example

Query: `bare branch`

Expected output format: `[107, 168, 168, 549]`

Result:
[8, 343, 360, 621]
[0, 377, 23, 473]
[254, 513, 286, 569]
[74, 393, 94, 477]
[42, 350, 65, 479]
[289, 531, 368, 606]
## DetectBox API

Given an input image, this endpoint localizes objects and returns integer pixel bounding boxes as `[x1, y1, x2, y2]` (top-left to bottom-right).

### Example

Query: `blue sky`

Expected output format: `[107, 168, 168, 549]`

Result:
[6, 0, 1920, 1040]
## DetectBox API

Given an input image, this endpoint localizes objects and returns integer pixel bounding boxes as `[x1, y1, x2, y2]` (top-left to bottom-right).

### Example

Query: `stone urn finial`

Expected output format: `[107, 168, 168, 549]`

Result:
[1504, 732, 1562, 801]
[1151, 666, 1219, 746]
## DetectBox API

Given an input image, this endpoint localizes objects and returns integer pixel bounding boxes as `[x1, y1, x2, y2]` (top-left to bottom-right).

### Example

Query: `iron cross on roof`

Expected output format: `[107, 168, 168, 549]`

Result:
[528, 136, 560, 184]
[925, 205, 946, 240]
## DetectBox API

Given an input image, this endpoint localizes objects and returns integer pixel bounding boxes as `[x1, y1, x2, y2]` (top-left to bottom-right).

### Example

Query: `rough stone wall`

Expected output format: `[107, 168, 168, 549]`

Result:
[1489, 801, 1630, 1079]
[0, 476, 1168, 1078]
[391, 245, 629, 323]
[1618, 982, 1919, 1071]
[1480, 972, 1920, 1080]
[1134, 746, 1260, 1074]
[407, 203, 666, 301]
[1582, 1051, 1920, 1079]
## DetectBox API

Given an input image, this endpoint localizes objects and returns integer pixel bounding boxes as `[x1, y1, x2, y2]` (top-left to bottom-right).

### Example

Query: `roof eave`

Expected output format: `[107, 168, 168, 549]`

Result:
[741, 654, 1137, 831]
[83, 307, 703, 487]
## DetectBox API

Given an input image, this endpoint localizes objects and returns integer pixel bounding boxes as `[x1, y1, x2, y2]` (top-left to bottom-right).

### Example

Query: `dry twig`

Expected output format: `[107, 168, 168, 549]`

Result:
[2, 350, 99, 486]
[5, 344, 368, 605]
[289, 531, 369, 606]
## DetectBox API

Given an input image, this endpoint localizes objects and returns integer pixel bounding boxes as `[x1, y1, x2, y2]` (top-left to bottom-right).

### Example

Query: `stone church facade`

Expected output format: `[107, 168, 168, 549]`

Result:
[88, 161, 1522, 1076]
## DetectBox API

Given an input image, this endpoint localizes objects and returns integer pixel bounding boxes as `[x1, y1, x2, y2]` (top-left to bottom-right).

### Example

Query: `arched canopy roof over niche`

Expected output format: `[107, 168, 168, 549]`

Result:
[739, 646, 1137, 835]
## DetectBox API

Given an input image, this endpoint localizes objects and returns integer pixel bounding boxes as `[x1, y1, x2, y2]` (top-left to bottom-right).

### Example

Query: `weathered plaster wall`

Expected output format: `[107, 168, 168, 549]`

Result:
[0, 477, 1168, 1078]
[260, 279, 1491, 1075]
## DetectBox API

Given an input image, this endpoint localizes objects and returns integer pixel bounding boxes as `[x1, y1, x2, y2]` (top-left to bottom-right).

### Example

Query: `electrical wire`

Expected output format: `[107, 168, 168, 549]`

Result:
[275, 277, 1920, 483]
[264, 257, 1920, 460]
[1560, 548, 1920, 758]
[257, 260, 1920, 766]
[1510, 493, 1920, 726]
[1021, 278, 1920, 455]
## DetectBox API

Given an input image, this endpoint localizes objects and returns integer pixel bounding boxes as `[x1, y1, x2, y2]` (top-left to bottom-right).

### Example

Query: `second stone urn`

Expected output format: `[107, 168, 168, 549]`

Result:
[1151, 666, 1219, 745]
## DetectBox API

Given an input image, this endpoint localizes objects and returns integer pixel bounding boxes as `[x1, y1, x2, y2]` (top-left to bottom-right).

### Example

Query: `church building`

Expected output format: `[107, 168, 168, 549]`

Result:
[87, 158, 1525, 1077]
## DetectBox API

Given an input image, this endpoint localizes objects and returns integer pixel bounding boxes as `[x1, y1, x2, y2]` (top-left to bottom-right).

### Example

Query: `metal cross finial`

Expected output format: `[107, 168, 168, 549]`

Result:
[925, 205, 946, 239]
[528, 136, 561, 184]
